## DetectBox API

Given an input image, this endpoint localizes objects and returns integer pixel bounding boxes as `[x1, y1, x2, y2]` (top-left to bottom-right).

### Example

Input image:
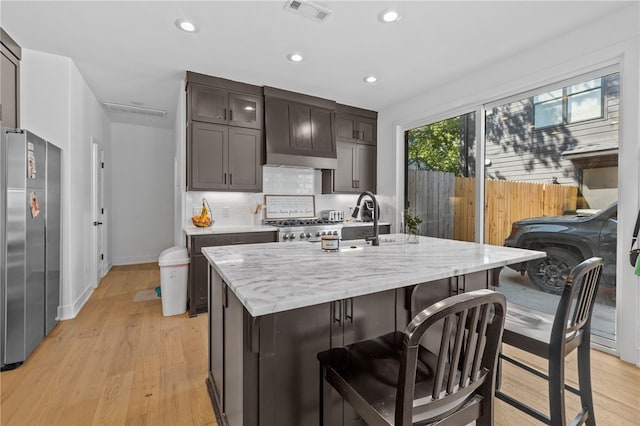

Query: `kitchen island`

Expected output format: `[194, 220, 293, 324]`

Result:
[202, 234, 544, 426]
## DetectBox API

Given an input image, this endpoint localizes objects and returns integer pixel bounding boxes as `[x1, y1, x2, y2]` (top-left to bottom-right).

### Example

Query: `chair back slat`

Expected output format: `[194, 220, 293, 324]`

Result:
[471, 304, 491, 381]
[446, 309, 468, 394]
[459, 306, 481, 387]
[432, 315, 454, 400]
[552, 257, 603, 348]
[397, 290, 506, 425]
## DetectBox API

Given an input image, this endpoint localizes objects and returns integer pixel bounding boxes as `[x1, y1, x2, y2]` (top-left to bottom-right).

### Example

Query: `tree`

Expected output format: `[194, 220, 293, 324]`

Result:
[407, 117, 461, 175]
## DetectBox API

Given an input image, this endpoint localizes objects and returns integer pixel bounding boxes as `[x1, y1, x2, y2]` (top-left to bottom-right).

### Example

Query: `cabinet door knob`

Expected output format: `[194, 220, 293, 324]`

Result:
[224, 173, 227, 184]
[224, 109, 227, 120]
[229, 109, 233, 122]
[229, 173, 232, 185]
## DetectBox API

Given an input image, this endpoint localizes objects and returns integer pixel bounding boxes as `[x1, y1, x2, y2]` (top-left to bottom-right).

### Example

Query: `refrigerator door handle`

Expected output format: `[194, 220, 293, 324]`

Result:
[93, 221, 103, 226]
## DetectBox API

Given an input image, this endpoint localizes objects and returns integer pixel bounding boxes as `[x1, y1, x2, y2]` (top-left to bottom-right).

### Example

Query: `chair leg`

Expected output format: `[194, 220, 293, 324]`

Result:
[577, 340, 596, 426]
[548, 354, 567, 426]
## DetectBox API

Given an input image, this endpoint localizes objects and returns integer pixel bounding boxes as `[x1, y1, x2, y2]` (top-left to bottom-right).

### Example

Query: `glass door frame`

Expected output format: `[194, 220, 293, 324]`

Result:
[480, 65, 620, 351]
[400, 64, 627, 356]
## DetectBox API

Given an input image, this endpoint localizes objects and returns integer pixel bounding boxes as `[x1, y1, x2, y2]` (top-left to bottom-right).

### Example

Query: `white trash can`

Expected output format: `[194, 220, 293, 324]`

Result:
[158, 246, 190, 316]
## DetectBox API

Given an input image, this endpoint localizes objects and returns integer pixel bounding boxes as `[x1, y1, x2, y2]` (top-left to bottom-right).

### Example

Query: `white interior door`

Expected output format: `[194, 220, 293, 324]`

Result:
[92, 139, 105, 287]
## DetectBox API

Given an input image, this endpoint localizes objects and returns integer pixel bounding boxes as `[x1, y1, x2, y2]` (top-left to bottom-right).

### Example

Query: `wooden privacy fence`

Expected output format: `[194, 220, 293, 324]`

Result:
[407, 170, 578, 245]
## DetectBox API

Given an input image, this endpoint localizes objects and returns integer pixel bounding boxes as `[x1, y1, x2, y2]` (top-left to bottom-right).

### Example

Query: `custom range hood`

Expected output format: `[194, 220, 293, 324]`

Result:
[264, 86, 338, 169]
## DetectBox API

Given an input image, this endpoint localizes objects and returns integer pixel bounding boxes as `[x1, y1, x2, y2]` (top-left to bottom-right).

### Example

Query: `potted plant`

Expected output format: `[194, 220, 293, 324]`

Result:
[403, 212, 422, 243]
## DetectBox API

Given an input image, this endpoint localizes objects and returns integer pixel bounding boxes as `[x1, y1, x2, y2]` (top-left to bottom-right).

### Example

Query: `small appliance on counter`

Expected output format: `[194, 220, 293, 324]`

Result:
[320, 210, 344, 222]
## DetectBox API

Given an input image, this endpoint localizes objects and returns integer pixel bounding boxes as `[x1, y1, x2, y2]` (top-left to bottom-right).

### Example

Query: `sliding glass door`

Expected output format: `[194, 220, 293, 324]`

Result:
[484, 71, 620, 347]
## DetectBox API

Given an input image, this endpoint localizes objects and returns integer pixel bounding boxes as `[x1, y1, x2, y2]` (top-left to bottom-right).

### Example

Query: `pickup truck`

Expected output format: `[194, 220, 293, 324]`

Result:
[504, 202, 617, 294]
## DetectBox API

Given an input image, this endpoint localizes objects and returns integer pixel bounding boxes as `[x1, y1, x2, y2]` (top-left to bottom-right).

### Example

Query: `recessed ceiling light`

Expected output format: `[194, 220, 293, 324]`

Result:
[175, 19, 198, 33]
[287, 53, 304, 62]
[379, 9, 401, 23]
[363, 75, 377, 84]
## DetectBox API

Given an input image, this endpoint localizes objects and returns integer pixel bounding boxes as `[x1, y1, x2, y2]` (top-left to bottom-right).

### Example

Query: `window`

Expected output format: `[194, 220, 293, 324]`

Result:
[533, 77, 603, 128]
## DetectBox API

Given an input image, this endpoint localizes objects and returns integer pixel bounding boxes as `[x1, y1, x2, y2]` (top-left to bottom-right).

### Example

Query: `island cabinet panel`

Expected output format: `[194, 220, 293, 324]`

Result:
[328, 290, 398, 426]
[209, 269, 225, 413]
[207, 271, 400, 426]
[258, 302, 332, 426]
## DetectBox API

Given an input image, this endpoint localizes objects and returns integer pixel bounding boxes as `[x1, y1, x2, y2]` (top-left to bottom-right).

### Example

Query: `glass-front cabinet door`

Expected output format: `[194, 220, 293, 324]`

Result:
[229, 93, 263, 129]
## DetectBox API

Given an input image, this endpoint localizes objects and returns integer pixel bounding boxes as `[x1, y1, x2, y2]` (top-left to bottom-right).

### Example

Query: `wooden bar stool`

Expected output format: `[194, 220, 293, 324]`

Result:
[317, 289, 506, 426]
[496, 257, 603, 426]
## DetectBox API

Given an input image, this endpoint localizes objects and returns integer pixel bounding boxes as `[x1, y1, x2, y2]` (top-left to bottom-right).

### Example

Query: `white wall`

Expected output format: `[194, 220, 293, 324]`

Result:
[111, 123, 174, 265]
[377, 4, 640, 363]
[20, 49, 111, 319]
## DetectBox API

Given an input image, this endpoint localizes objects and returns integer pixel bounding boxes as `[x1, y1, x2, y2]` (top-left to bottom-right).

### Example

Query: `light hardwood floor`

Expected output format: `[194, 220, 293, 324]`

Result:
[1, 263, 638, 425]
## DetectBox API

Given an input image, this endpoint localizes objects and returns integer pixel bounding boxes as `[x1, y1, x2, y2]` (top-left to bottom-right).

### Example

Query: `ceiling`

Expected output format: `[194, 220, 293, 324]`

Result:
[1, 1, 632, 129]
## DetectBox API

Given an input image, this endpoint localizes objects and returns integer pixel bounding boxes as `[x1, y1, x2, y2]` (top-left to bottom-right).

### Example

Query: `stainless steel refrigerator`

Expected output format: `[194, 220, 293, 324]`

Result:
[1, 128, 61, 371]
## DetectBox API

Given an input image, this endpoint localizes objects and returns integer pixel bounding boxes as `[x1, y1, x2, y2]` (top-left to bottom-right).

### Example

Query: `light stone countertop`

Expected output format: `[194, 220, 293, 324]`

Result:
[184, 225, 278, 236]
[202, 234, 545, 317]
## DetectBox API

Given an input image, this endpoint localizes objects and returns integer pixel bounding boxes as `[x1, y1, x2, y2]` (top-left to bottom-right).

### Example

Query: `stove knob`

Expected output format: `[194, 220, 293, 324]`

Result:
[306, 233, 311, 238]
[282, 234, 289, 241]
[316, 231, 321, 237]
[332, 230, 338, 236]
[299, 232, 306, 239]
[290, 233, 296, 240]
[321, 231, 327, 236]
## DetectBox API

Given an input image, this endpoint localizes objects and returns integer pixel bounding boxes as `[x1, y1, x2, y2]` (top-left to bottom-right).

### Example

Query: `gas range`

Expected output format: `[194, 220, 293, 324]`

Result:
[263, 218, 343, 242]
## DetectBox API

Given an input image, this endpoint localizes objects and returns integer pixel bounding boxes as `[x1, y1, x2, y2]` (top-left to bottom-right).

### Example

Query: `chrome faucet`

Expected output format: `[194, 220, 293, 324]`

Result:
[352, 191, 380, 246]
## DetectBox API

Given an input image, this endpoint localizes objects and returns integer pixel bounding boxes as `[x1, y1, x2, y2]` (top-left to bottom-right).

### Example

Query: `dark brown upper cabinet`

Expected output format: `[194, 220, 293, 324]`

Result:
[1, 28, 21, 129]
[185, 72, 264, 192]
[264, 86, 337, 169]
[189, 122, 262, 192]
[189, 83, 262, 130]
[322, 104, 378, 194]
[335, 111, 376, 145]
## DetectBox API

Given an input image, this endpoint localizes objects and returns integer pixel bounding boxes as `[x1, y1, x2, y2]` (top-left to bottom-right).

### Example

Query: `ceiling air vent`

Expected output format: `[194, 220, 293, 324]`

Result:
[102, 102, 167, 118]
[284, 0, 332, 22]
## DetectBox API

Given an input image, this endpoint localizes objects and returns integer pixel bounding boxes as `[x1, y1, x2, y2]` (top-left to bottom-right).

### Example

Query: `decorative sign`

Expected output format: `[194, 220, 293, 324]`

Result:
[264, 195, 315, 219]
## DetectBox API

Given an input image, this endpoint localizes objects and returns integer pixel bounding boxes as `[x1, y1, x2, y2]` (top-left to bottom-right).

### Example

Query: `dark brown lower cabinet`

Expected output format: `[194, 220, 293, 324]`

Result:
[327, 291, 399, 426]
[187, 231, 277, 316]
[206, 265, 502, 426]
[341, 224, 391, 241]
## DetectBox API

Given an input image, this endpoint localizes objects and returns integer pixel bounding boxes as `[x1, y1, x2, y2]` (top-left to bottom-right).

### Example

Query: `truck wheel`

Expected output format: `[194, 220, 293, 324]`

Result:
[526, 247, 583, 295]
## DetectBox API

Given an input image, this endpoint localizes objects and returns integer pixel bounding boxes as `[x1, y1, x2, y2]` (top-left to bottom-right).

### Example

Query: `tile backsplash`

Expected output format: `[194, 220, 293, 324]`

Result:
[186, 166, 394, 227]
[263, 166, 320, 194]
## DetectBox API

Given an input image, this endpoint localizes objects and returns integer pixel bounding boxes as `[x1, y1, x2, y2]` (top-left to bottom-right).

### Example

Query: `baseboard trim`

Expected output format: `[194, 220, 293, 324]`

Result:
[113, 255, 159, 266]
[57, 282, 95, 320]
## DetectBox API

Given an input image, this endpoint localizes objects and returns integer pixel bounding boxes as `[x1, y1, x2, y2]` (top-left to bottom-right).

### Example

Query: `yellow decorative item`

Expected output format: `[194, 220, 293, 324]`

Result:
[192, 198, 214, 227]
